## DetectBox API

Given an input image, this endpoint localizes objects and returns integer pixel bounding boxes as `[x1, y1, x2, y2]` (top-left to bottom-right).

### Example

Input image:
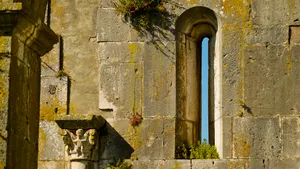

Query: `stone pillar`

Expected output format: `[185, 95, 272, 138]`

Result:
[6, 13, 58, 169]
[0, 2, 58, 168]
[56, 115, 105, 169]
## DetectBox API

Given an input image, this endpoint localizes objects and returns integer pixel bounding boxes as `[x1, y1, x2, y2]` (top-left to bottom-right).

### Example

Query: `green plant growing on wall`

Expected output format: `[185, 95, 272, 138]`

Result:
[238, 110, 244, 117]
[239, 100, 253, 116]
[106, 159, 132, 169]
[175, 143, 189, 159]
[113, 0, 175, 37]
[176, 140, 219, 159]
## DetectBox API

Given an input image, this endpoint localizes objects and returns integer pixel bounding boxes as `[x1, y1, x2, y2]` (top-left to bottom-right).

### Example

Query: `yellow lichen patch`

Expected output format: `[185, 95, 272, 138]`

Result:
[233, 134, 251, 158]
[286, 54, 292, 74]
[188, 0, 197, 4]
[172, 161, 182, 169]
[0, 2, 22, 10]
[288, 0, 296, 13]
[0, 82, 6, 109]
[222, 0, 251, 17]
[40, 96, 67, 121]
[223, 64, 228, 71]
[128, 43, 138, 55]
[128, 126, 143, 150]
[228, 159, 249, 169]
[69, 104, 78, 114]
[0, 55, 9, 110]
[0, 162, 4, 169]
[0, 36, 11, 53]
[222, 0, 253, 106]
[38, 127, 47, 158]
[128, 43, 141, 63]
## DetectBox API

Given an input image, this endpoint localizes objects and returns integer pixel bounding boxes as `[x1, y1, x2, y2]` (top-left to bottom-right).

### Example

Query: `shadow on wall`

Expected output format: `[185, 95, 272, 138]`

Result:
[99, 122, 134, 161]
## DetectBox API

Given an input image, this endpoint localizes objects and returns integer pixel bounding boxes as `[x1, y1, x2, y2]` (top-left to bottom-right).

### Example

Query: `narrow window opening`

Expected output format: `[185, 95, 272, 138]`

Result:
[176, 6, 222, 158]
[201, 37, 209, 142]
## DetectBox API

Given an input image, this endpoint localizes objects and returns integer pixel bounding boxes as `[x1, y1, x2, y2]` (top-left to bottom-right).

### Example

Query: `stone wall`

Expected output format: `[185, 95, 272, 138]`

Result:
[8, 0, 299, 168]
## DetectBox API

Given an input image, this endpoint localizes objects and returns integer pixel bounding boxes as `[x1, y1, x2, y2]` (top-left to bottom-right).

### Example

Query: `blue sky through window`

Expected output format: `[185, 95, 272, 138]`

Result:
[201, 37, 209, 142]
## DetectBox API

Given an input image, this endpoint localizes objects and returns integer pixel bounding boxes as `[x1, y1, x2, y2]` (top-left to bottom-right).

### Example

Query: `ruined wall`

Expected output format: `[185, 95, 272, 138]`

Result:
[38, 0, 300, 168]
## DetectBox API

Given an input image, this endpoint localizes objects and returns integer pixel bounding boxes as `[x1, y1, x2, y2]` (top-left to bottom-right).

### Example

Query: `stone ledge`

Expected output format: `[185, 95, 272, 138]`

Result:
[55, 115, 105, 130]
[13, 11, 58, 56]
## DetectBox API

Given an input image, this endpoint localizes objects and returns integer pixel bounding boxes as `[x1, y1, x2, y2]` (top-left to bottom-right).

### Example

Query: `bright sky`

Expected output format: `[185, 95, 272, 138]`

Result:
[201, 37, 209, 142]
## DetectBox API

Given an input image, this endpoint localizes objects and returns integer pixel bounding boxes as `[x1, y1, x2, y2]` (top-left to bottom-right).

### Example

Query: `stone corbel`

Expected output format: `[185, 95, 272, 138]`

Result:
[55, 115, 105, 169]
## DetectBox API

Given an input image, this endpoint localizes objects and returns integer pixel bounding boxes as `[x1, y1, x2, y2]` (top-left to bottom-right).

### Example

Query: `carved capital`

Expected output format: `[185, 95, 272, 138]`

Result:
[55, 115, 105, 162]
[62, 129, 99, 161]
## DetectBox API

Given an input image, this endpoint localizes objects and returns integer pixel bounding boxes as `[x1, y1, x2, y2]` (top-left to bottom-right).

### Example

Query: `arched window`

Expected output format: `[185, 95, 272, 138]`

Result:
[175, 6, 222, 157]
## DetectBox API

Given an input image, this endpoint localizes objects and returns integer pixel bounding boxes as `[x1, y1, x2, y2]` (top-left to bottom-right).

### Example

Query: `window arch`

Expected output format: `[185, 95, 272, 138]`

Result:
[175, 6, 222, 157]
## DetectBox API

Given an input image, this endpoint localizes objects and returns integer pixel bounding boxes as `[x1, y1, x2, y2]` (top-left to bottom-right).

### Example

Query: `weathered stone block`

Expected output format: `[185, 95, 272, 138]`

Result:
[98, 42, 144, 63]
[268, 158, 300, 169]
[221, 28, 243, 117]
[102, 118, 174, 160]
[99, 62, 143, 118]
[50, 0, 98, 37]
[162, 118, 176, 159]
[165, 160, 190, 169]
[251, 0, 289, 26]
[245, 26, 288, 45]
[222, 117, 232, 159]
[40, 76, 68, 120]
[131, 160, 165, 169]
[244, 45, 287, 116]
[131, 119, 165, 159]
[99, 0, 113, 8]
[117, 63, 143, 118]
[282, 117, 300, 158]
[38, 121, 64, 161]
[38, 161, 65, 169]
[97, 9, 131, 42]
[99, 63, 119, 111]
[232, 117, 281, 158]
[228, 159, 267, 169]
[143, 42, 175, 117]
[192, 159, 228, 169]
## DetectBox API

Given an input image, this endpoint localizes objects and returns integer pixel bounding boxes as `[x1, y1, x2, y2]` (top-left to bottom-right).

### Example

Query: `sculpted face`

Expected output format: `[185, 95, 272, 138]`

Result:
[76, 129, 83, 136]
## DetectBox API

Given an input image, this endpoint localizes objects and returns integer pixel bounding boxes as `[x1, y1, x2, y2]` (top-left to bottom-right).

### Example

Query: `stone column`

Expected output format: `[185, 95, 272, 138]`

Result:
[1, 1, 58, 168]
[56, 115, 105, 169]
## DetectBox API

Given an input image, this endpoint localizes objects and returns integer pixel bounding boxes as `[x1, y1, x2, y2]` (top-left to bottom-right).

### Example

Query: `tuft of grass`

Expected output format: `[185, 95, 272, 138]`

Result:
[176, 140, 219, 159]
[56, 69, 69, 78]
[113, 0, 174, 37]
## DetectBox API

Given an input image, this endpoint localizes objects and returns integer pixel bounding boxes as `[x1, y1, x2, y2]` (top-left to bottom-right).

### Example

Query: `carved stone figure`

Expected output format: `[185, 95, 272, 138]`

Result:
[62, 129, 98, 160]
